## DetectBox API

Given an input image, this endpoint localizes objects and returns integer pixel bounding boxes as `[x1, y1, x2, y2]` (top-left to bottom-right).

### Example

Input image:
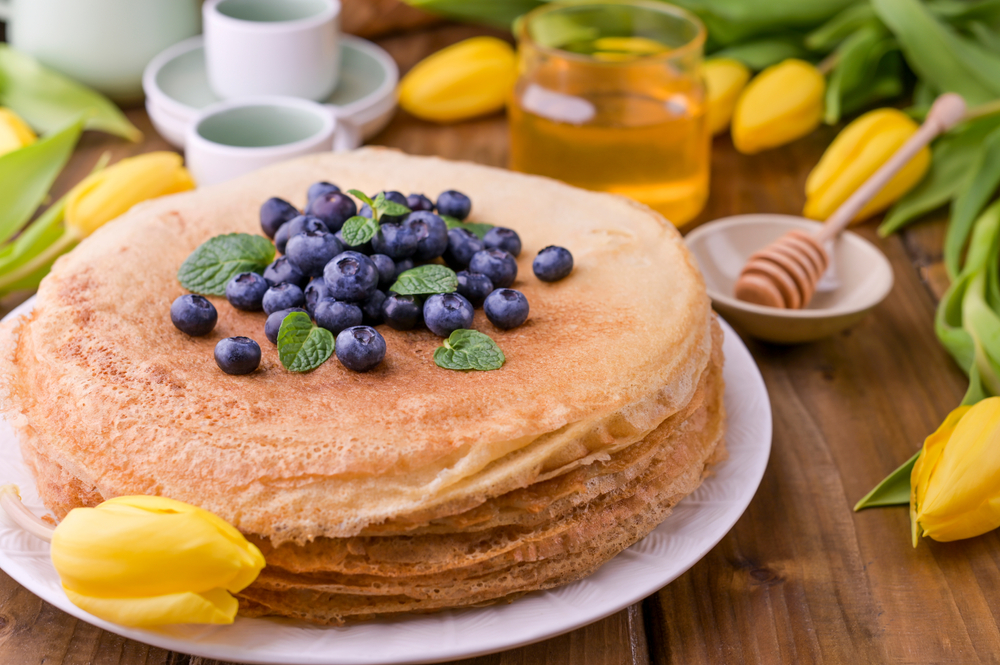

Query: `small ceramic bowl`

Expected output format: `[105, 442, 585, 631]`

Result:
[685, 214, 894, 344]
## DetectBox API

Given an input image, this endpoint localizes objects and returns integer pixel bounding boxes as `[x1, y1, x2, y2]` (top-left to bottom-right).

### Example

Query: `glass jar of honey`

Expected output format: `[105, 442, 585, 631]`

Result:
[509, 0, 709, 226]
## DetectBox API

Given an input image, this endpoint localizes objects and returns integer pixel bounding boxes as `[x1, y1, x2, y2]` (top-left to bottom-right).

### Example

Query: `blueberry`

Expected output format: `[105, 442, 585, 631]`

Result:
[307, 181, 340, 205]
[335, 228, 372, 255]
[265, 307, 308, 344]
[314, 298, 363, 334]
[533, 245, 574, 282]
[285, 230, 343, 277]
[260, 197, 299, 239]
[262, 282, 305, 315]
[335, 325, 386, 372]
[304, 278, 329, 315]
[371, 222, 418, 260]
[393, 258, 415, 279]
[263, 256, 307, 288]
[484, 288, 529, 329]
[443, 227, 483, 270]
[404, 211, 449, 261]
[469, 249, 517, 288]
[170, 294, 217, 336]
[275, 215, 328, 254]
[382, 293, 422, 330]
[358, 204, 372, 219]
[226, 272, 269, 311]
[370, 254, 396, 290]
[361, 289, 387, 325]
[423, 292, 474, 337]
[483, 227, 522, 257]
[323, 251, 379, 302]
[437, 190, 471, 220]
[456, 270, 493, 308]
[406, 193, 434, 212]
[306, 192, 357, 231]
[214, 336, 261, 375]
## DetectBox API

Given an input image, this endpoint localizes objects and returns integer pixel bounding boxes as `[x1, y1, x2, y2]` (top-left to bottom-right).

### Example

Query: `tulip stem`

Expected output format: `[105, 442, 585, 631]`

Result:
[0, 485, 54, 542]
[817, 52, 839, 76]
[965, 98, 1000, 122]
[0, 227, 80, 292]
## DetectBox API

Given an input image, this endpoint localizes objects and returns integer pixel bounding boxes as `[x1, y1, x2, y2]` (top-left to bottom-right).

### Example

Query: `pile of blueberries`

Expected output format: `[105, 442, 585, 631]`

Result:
[171, 182, 573, 375]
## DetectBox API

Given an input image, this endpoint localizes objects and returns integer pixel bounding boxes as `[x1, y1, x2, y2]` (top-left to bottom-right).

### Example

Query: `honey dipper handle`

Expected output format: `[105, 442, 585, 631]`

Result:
[814, 93, 968, 244]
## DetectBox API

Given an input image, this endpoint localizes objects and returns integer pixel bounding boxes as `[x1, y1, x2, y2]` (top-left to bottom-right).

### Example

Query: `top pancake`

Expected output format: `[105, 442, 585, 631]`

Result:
[0, 148, 713, 543]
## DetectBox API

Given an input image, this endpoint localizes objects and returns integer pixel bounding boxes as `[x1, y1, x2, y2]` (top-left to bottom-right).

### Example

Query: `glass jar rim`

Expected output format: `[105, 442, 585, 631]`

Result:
[516, 0, 706, 65]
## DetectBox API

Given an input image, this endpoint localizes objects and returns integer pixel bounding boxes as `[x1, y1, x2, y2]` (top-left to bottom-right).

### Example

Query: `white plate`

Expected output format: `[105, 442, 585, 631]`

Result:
[0, 299, 770, 665]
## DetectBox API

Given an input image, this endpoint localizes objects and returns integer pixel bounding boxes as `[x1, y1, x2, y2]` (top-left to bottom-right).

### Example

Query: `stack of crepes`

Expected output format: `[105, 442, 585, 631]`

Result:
[0, 149, 725, 624]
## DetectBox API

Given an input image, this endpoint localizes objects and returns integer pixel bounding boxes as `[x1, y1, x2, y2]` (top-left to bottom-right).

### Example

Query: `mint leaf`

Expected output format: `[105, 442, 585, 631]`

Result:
[442, 215, 494, 240]
[277, 312, 335, 372]
[377, 200, 412, 218]
[434, 329, 505, 371]
[341, 215, 379, 246]
[178, 233, 275, 296]
[390, 264, 458, 295]
[348, 189, 374, 207]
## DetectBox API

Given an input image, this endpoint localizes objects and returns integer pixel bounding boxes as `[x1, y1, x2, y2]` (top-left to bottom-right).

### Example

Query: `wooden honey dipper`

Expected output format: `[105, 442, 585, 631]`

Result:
[734, 93, 968, 309]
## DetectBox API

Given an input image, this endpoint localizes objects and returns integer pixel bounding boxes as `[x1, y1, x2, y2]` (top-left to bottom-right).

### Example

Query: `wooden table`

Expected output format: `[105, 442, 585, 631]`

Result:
[1, 21, 993, 665]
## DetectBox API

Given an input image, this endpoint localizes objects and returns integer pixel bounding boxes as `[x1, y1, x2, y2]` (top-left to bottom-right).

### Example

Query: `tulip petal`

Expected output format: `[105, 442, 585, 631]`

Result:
[63, 586, 238, 627]
[732, 59, 824, 154]
[704, 59, 750, 136]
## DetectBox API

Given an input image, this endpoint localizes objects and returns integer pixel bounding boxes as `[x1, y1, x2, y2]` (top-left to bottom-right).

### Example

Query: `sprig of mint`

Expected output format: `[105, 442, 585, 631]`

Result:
[442, 215, 494, 240]
[348, 189, 411, 223]
[434, 329, 505, 371]
[390, 264, 458, 295]
[340, 215, 379, 246]
[177, 233, 275, 296]
[277, 312, 335, 372]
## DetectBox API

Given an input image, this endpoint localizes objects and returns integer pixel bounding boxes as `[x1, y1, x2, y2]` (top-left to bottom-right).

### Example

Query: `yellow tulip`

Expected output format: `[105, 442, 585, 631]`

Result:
[51, 495, 265, 627]
[703, 58, 750, 136]
[911, 398, 1000, 545]
[804, 108, 930, 223]
[731, 59, 825, 154]
[399, 37, 516, 123]
[0, 107, 37, 157]
[65, 152, 195, 238]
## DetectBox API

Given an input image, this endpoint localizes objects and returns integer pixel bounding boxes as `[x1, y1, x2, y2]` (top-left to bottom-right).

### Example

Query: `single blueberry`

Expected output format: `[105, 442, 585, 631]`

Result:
[265, 307, 308, 344]
[456, 270, 493, 308]
[484, 288, 529, 330]
[275, 215, 328, 254]
[260, 197, 299, 239]
[437, 190, 472, 220]
[323, 251, 380, 302]
[304, 278, 329, 316]
[483, 227, 522, 257]
[469, 249, 518, 288]
[406, 193, 434, 212]
[404, 211, 449, 261]
[262, 282, 305, 315]
[361, 289, 387, 325]
[423, 292, 474, 337]
[314, 298, 363, 335]
[335, 228, 373, 255]
[306, 192, 357, 231]
[226, 272, 269, 311]
[358, 203, 372, 219]
[335, 325, 386, 372]
[306, 181, 340, 205]
[371, 222, 418, 260]
[443, 227, 483, 270]
[170, 294, 217, 336]
[382, 293, 422, 330]
[285, 230, 344, 277]
[214, 336, 261, 375]
[263, 256, 307, 288]
[393, 258, 415, 279]
[533, 245, 574, 282]
[370, 254, 397, 290]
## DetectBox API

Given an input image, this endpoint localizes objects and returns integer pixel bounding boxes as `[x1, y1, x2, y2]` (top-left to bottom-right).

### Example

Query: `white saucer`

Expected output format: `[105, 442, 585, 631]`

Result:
[143, 35, 399, 148]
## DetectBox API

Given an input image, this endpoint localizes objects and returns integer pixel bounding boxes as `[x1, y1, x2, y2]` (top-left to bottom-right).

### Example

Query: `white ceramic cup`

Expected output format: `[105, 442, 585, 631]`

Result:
[185, 97, 359, 187]
[203, 0, 341, 102]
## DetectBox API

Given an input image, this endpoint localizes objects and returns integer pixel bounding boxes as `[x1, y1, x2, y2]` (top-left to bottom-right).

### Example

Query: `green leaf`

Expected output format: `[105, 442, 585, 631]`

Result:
[390, 264, 458, 295]
[376, 200, 412, 218]
[434, 329, 506, 371]
[854, 451, 918, 510]
[177, 233, 275, 296]
[340, 215, 379, 246]
[713, 37, 806, 71]
[442, 215, 494, 240]
[805, 3, 879, 51]
[946, 126, 1000, 279]
[348, 189, 375, 207]
[0, 46, 141, 141]
[0, 194, 68, 274]
[823, 23, 888, 124]
[0, 117, 83, 246]
[277, 312, 335, 372]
